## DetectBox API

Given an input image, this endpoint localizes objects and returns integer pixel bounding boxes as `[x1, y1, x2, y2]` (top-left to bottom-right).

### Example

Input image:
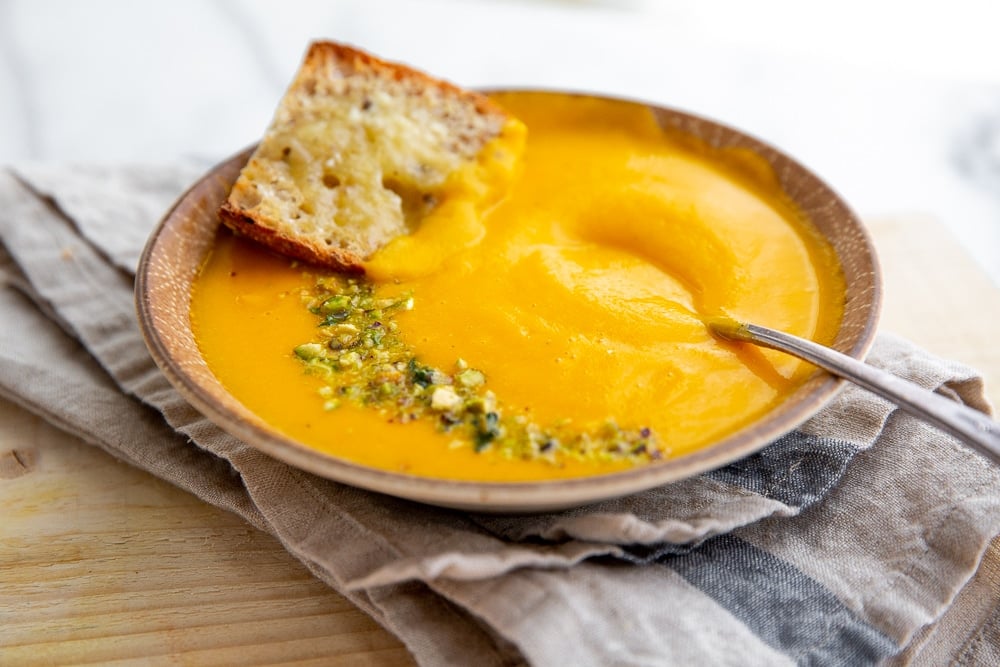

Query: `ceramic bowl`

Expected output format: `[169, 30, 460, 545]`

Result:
[135, 91, 880, 512]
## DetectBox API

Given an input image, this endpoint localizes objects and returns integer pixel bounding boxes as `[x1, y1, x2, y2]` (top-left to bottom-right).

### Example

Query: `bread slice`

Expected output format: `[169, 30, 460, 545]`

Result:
[219, 41, 515, 272]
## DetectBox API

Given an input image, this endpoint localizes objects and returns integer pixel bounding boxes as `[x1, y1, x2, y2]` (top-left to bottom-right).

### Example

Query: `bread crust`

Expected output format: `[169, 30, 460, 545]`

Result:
[298, 42, 507, 122]
[218, 201, 367, 273]
[218, 41, 511, 273]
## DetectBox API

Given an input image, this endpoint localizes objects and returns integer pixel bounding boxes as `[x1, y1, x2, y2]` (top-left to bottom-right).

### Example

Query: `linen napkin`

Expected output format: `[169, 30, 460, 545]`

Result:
[2, 164, 1000, 666]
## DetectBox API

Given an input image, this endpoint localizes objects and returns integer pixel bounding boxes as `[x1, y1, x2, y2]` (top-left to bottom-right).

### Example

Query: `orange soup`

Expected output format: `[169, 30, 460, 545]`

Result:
[191, 92, 844, 481]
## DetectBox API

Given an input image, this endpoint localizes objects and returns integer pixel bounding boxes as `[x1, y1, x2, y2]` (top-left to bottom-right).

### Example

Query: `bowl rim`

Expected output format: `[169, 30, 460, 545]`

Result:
[135, 89, 882, 512]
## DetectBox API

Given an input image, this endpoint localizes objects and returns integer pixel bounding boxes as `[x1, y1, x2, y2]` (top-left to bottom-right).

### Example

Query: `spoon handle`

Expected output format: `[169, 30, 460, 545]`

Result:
[720, 322, 1000, 465]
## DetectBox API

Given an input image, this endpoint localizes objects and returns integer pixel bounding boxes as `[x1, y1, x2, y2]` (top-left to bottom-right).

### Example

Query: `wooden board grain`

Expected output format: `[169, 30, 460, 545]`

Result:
[0, 215, 997, 664]
[868, 215, 1000, 409]
[0, 400, 414, 666]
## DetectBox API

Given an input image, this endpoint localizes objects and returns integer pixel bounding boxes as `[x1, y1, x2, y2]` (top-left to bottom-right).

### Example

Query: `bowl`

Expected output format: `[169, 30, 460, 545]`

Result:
[135, 91, 880, 512]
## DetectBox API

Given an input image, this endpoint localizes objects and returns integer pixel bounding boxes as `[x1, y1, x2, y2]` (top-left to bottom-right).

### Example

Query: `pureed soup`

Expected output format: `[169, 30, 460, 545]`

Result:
[191, 92, 845, 482]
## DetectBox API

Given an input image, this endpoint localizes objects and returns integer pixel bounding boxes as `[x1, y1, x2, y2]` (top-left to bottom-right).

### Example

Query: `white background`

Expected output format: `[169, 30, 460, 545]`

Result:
[2, 0, 998, 283]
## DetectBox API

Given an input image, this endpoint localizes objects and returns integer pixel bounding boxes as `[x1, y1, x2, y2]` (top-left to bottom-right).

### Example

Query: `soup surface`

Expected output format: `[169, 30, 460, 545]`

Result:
[191, 92, 844, 481]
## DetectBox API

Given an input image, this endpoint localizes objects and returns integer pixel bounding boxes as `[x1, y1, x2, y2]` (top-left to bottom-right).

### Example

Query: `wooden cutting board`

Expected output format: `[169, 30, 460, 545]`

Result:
[1, 215, 997, 665]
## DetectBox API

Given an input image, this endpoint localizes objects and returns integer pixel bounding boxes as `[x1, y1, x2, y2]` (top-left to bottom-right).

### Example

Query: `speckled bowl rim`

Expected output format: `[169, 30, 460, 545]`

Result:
[135, 89, 881, 512]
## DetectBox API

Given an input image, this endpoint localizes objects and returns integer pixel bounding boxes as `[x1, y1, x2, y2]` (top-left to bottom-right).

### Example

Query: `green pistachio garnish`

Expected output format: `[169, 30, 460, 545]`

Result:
[293, 275, 665, 464]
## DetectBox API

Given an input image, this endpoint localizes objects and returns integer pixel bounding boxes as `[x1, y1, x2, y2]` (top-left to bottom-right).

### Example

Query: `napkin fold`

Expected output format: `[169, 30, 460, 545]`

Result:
[2, 164, 999, 666]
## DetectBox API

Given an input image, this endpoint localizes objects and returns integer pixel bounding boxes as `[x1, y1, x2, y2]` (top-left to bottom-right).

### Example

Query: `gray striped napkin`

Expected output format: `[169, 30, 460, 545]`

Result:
[2, 164, 999, 666]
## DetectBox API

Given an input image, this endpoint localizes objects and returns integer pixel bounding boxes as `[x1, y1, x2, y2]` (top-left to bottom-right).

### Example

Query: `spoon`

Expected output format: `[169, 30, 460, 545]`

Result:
[708, 317, 1000, 465]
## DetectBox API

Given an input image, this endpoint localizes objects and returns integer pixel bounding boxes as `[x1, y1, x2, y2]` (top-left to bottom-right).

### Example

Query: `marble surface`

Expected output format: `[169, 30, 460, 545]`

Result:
[1, 0, 998, 285]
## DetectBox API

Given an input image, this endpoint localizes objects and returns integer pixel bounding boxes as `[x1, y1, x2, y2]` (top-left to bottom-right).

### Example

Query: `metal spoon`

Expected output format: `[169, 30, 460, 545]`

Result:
[708, 318, 1000, 465]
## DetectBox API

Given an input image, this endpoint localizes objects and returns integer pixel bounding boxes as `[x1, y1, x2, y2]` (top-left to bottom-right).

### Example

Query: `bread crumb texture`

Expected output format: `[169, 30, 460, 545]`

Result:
[220, 41, 516, 271]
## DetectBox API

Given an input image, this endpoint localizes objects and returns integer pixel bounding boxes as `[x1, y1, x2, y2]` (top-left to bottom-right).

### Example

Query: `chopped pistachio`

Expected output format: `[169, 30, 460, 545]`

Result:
[456, 368, 485, 388]
[430, 386, 463, 412]
[293, 274, 667, 465]
[320, 295, 351, 314]
[338, 350, 361, 368]
[294, 343, 325, 360]
[335, 332, 358, 348]
[368, 327, 385, 346]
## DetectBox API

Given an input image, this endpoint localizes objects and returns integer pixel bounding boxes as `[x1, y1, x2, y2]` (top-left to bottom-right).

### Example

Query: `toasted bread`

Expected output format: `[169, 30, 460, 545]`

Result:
[218, 41, 513, 272]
